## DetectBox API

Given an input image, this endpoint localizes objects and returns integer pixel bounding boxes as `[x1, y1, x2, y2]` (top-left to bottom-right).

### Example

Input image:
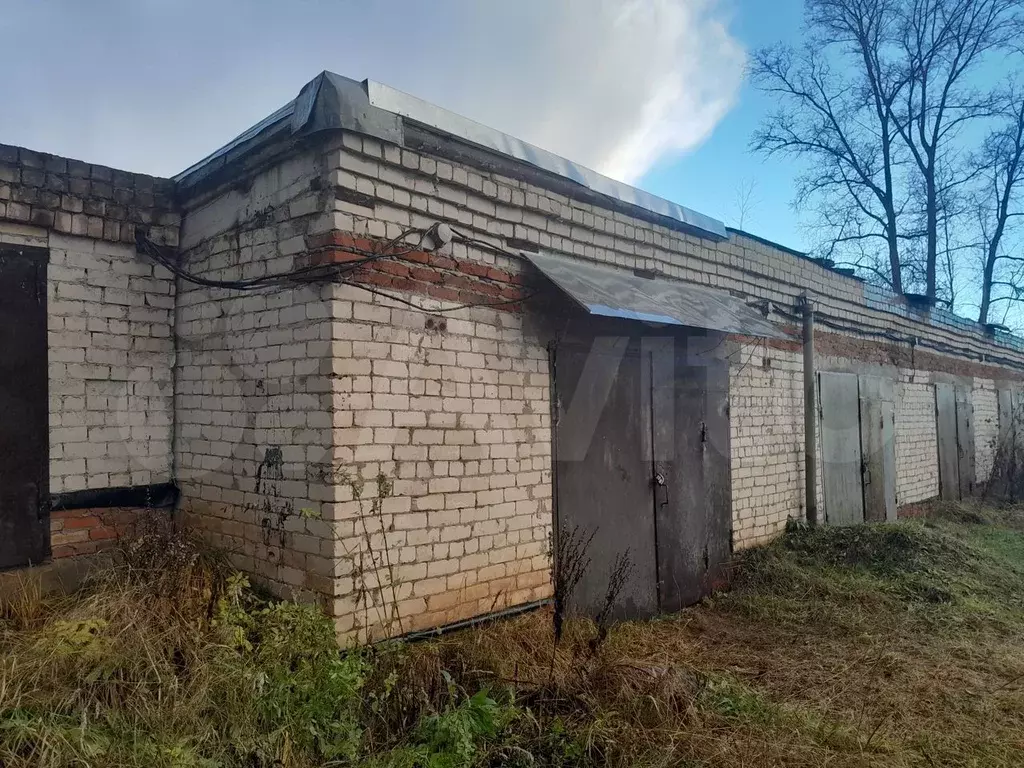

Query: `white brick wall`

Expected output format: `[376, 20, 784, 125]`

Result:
[322, 284, 552, 641]
[729, 343, 805, 548]
[1, 223, 174, 494]
[175, 147, 340, 602]
[326, 133, 1024, 375]
[894, 376, 939, 505]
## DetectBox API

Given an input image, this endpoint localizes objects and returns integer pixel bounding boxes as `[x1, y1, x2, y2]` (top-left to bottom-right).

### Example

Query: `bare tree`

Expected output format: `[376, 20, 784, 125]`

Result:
[751, 0, 1023, 303]
[890, 0, 1021, 301]
[751, 0, 909, 292]
[732, 178, 760, 230]
[977, 91, 1024, 324]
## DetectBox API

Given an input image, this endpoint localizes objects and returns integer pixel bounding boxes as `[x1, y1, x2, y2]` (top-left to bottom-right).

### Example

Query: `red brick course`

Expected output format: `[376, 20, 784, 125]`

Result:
[49, 507, 154, 559]
[302, 231, 528, 311]
[730, 329, 1024, 381]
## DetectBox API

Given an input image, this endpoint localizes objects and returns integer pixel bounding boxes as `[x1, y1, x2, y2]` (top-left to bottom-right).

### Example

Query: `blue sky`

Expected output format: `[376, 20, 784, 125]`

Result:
[0, 0, 807, 250]
[642, 0, 807, 250]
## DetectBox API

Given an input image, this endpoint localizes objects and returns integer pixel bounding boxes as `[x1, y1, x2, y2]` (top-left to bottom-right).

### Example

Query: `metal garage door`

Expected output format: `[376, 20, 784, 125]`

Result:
[819, 372, 864, 525]
[553, 324, 731, 620]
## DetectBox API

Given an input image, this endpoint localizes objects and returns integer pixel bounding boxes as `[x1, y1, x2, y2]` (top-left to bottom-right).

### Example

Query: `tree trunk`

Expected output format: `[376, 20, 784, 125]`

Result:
[925, 171, 938, 300]
[979, 246, 996, 325]
[880, 125, 902, 295]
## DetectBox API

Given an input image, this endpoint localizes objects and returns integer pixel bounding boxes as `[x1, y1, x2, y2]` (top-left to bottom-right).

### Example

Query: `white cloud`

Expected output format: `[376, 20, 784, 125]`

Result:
[0, 0, 745, 183]
[425, 0, 747, 184]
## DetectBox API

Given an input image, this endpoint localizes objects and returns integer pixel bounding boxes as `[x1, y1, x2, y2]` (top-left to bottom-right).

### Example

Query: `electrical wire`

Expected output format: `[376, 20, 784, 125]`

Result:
[136, 224, 535, 315]
[139, 222, 1024, 368]
[449, 227, 521, 260]
[136, 227, 427, 291]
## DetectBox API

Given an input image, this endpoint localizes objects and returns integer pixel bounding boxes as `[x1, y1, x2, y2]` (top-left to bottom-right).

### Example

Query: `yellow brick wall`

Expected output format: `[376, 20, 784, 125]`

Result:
[321, 284, 552, 642]
[173, 129, 1024, 642]
[973, 379, 999, 484]
[729, 343, 806, 548]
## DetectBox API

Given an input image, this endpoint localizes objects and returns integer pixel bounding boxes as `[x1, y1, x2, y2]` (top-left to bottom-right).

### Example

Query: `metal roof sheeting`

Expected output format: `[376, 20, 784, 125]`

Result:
[526, 250, 787, 339]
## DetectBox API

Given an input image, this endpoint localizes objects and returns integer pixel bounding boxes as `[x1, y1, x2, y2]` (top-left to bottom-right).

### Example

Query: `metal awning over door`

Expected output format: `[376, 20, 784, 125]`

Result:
[526, 251, 786, 339]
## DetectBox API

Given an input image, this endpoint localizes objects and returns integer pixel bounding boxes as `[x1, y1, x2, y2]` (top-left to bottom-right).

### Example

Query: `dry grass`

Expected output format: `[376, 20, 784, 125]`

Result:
[2, 502, 1023, 766]
[396, 501, 1024, 766]
[0, 526, 368, 768]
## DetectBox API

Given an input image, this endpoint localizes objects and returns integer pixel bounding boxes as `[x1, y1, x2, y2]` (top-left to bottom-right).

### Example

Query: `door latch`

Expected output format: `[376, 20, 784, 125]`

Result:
[654, 471, 666, 486]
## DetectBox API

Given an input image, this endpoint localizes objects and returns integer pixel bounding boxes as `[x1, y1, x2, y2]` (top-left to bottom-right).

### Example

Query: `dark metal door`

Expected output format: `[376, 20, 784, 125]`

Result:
[554, 326, 732, 620]
[955, 386, 976, 498]
[0, 247, 49, 568]
[998, 388, 1014, 449]
[554, 333, 659, 619]
[819, 372, 865, 525]
[652, 332, 731, 612]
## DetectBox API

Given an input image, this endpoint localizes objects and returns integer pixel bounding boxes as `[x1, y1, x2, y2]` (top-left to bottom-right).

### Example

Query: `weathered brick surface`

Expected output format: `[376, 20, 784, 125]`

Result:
[303, 232, 528, 310]
[322, 283, 552, 642]
[0, 143, 179, 247]
[729, 343, 806, 547]
[974, 379, 999, 484]
[894, 377, 939, 504]
[174, 147, 337, 605]
[322, 132, 1024, 376]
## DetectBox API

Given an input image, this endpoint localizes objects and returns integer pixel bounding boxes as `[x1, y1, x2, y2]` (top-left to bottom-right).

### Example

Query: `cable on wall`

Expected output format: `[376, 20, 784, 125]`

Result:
[135, 224, 535, 315]
[137, 223, 1024, 371]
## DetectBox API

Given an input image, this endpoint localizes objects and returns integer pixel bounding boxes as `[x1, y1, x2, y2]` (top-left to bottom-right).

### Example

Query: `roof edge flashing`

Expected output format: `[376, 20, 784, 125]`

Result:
[366, 79, 727, 241]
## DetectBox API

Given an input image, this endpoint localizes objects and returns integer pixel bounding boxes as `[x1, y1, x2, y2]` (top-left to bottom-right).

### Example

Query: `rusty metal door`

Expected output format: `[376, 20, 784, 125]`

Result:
[859, 376, 897, 521]
[0, 247, 49, 568]
[554, 333, 659, 619]
[955, 386, 976, 498]
[554, 326, 731, 619]
[819, 372, 864, 525]
[936, 383, 960, 500]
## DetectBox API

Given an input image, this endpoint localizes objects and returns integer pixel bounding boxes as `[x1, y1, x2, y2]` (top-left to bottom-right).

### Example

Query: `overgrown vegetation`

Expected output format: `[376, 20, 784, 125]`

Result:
[3, 503, 1024, 766]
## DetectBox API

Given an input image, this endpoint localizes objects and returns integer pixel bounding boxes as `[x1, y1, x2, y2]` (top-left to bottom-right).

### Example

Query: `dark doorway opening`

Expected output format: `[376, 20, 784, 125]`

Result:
[0, 246, 49, 568]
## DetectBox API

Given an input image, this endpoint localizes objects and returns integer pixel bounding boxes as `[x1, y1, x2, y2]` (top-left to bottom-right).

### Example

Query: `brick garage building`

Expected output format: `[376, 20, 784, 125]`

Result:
[2, 71, 1024, 641]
